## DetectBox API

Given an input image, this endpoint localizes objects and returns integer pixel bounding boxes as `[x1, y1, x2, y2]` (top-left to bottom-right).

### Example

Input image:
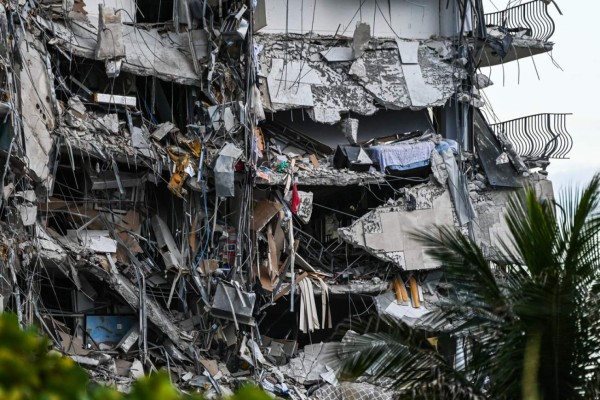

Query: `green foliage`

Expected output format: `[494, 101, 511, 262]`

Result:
[124, 373, 201, 400]
[337, 175, 600, 399]
[0, 313, 271, 400]
[227, 385, 275, 400]
[0, 313, 89, 400]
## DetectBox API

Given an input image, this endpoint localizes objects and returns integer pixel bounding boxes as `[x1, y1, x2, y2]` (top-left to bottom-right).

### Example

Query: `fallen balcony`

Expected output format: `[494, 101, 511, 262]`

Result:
[490, 113, 572, 162]
[479, 0, 559, 67]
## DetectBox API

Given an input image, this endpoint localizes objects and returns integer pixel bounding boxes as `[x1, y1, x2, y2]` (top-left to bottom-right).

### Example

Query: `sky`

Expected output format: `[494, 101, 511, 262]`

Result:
[481, 0, 600, 191]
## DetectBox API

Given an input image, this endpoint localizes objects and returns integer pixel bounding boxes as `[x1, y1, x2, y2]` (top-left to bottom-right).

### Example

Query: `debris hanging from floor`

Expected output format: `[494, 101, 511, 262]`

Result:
[0, 0, 566, 398]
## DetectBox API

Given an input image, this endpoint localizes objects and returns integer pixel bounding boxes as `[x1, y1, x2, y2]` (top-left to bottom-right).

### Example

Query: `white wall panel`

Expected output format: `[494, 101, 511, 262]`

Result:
[259, 0, 439, 39]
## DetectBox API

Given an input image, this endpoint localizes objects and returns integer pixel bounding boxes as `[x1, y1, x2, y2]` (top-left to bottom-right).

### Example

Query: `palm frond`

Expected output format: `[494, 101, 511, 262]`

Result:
[337, 174, 600, 399]
[333, 315, 484, 398]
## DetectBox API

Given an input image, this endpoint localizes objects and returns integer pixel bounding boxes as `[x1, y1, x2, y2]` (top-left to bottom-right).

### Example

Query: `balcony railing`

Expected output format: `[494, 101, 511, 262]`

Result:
[484, 0, 556, 42]
[490, 113, 572, 160]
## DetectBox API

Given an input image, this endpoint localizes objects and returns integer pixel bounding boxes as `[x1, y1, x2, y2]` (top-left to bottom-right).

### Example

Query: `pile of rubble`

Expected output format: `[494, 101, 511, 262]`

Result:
[0, 0, 564, 398]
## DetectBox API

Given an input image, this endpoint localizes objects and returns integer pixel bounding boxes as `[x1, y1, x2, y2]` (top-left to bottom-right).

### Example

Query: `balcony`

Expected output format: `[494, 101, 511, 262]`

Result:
[484, 0, 556, 42]
[490, 113, 572, 161]
[479, 1, 558, 67]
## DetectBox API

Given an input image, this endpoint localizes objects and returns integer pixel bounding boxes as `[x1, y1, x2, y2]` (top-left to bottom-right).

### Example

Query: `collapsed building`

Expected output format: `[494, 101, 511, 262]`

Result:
[0, 0, 570, 398]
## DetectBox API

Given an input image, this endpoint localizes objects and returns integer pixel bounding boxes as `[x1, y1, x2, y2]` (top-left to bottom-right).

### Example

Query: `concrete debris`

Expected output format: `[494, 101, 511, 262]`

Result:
[339, 117, 359, 145]
[18, 34, 56, 188]
[214, 143, 243, 197]
[93, 93, 137, 108]
[256, 34, 458, 123]
[95, 6, 125, 60]
[151, 122, 177, 141]
[475, 73, 493, 89]
[320, 47, 354, 62]
[352, 22, 371, 58]
[152, 215, 184, 271]
[339, 184, 454, 270]
[0, 0, 563, 398]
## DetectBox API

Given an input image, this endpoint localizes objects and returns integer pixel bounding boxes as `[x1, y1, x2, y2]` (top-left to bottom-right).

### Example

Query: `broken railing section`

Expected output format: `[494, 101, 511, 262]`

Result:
[484, 0, 558, 42]
[478, 0, 560, 67]
[490, 113, 572, 162]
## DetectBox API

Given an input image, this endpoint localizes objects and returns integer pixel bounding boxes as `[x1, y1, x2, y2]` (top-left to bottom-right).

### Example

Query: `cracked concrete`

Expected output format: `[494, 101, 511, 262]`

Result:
[256, 34, 460, 123]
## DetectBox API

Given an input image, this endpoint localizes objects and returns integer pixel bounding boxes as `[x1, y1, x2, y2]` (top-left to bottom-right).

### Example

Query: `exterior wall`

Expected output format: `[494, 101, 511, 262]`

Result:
[259, 0, 440, 39]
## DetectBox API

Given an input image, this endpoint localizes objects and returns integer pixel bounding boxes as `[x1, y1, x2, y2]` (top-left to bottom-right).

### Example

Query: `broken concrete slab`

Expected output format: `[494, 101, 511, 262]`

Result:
[35, 223, 68, 265]
[84, 264, 193, 354]
[256, 35, 458, 122]
[95, 6, 125, 60]
[151, 122, 176, 141]
[267, 59, 322, 107]
[66, 230, 117, 253]
[17, 204, 37, 226]
[396, 39, 419, 64]
[339, 117, 359, 145]
[19, 34, 55, 187]
[36, 17, 203, 85]
[339, 185, 454, 270]
[151, 215, 183, 271]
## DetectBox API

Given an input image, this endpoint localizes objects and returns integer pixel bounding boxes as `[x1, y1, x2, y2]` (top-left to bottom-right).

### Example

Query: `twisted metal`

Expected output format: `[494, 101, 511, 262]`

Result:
[490, 113, 573, 159]
[484, 0, 556, 41]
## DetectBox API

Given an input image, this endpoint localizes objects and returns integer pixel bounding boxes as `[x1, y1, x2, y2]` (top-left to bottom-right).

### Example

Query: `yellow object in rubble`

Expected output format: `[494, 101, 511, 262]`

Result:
[409, 274, 420, 308]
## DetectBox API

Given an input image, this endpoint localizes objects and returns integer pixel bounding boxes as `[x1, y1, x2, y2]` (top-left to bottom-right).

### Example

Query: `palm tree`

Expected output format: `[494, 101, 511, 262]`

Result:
[336, 174, 600, 399]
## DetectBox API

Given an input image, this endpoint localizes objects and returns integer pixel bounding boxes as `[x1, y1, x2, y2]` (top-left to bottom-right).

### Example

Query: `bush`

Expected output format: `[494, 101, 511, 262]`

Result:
[0, 313, 270, 400]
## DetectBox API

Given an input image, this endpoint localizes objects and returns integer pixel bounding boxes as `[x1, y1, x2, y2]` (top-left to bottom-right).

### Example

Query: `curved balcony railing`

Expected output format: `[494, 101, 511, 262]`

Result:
[484, 0, 556, 42]
[490, 113, 572, 160]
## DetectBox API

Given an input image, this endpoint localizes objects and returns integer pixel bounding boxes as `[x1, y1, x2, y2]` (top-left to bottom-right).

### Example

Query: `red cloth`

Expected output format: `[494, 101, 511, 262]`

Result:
[291, 184, 301, 214]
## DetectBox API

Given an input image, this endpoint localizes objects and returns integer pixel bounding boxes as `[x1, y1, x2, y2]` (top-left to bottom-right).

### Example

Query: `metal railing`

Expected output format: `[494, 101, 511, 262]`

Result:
[490, 113, 572, 160]
[484, 0, 555, 41]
